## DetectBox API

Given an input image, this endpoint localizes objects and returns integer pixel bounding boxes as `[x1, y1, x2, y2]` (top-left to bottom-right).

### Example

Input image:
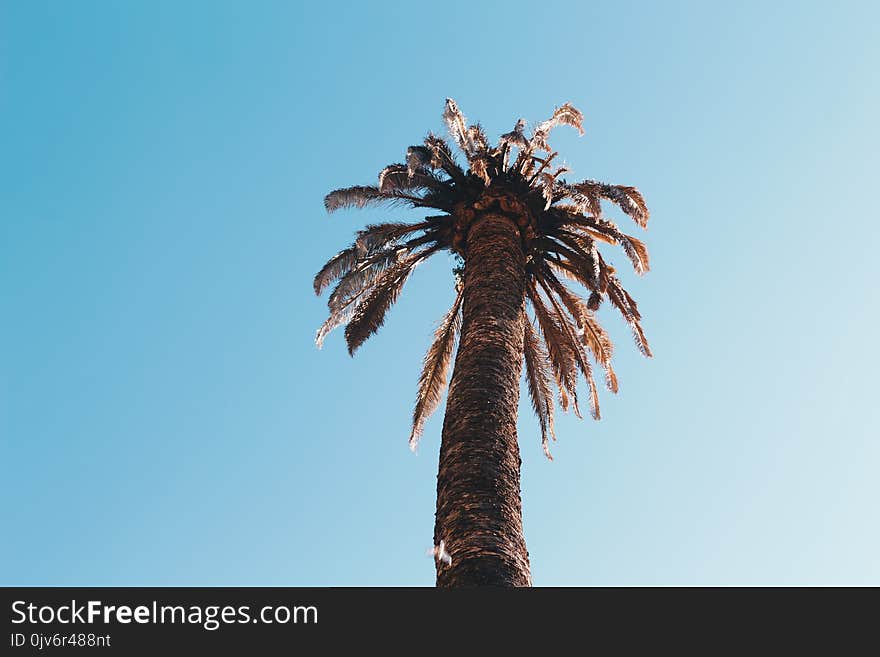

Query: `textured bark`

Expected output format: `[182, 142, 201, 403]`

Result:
[433, 212, 531, 587]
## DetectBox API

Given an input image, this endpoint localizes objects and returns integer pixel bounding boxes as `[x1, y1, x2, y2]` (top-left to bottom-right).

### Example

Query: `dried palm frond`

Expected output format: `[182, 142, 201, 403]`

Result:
[523, 315, 556, 460]
[499, 118, 529, 149]
[409, 286, 464, 451]
[563, 217, 650, 274]
[530, 103, 586, 154]
[344, 249, 435, 355]
[405, 146, 433, 177]
[354, 221, 429, 252]
[582, 311, 618, 392]
[528, 284, 579, 415]
[470, 154, 491, 186]
[468, 123, 489, 153]
[314, 246, 361, 295]
[540, 267, 618, 393]
[606, 276, 652, 357]
[424, 133, 466, 182]
[315, 303, 356, 350]
[327, 247, 405, 313]
[378, 164, 443, 194]
[567, 181, 649, 228]
[324, 185, 385, 212]
[603, 184, 649, 228]
[538, 277, 600, 420]
[442, 98, 474, 155]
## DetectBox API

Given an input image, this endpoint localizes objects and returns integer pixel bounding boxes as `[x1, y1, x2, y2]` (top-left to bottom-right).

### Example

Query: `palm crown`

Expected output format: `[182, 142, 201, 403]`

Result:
[315, 99, 651, 459]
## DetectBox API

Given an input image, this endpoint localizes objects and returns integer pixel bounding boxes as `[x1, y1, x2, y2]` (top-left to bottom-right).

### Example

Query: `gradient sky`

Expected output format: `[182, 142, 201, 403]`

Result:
[2, 1, 878, 586]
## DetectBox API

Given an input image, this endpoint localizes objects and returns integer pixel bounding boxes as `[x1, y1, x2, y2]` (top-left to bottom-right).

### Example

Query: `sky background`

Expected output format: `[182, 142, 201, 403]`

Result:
[2, 1, 878, 586]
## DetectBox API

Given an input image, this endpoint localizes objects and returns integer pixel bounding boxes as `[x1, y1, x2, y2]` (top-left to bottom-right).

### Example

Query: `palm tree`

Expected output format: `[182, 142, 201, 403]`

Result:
[315, 99, 651, 587]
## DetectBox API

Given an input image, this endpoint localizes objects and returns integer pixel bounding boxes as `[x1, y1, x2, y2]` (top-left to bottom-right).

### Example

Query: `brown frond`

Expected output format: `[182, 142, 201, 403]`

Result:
[354, 221, 430, 253]
[544, 235, 600, 289]
[547, 258, 595, 292]
[344, 248, 436, 355]
[468, 123, 489, 154]
[606, 276, 652, 357]
[551, 102, 585, 135]
[470, 154, 491, 186]
[583, 312, 618, 392]
[528, 284, 579, 415]
[499, 118, 529, 150]
[620, 233, 650, 274]
[608, 185, 649, 228]
[324, 185, 383, 212]
[424, 134, 467, 183]
[443, 98, 473, 155]
[316, 248, 409, 349]
[540, 267, 618, 393]
[530, 102, 585, 154]
[405, 146, 433, 177]
[540, 172, 556, 210]
[565, 217, 650, 274]
[523, 314, 556, 460]
[583, 228, 617, 246]
[378, 164, 444, 195]
[538, 276, 600, 420]
[571, 181, 649, 228]
[327, 247, 404, 313]
[409, 285, 464, 451]
[558, 181, 602, 216]
[314, 247, 361, 295]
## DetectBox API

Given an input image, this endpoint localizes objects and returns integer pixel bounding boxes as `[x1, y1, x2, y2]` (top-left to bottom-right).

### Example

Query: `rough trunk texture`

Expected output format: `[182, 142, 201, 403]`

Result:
[433, 212, 530, 587]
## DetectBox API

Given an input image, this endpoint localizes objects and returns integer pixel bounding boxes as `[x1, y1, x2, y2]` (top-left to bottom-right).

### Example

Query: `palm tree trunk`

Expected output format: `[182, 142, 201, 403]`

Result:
[433, 212, 531, 587]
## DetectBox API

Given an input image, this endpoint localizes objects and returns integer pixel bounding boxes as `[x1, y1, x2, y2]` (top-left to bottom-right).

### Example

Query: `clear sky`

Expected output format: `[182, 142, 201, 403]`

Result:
[2, 1, 878, 586]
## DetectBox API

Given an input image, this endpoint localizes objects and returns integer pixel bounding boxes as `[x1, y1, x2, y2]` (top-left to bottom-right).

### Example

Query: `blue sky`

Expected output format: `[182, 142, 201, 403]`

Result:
[2, 1, 878, 585]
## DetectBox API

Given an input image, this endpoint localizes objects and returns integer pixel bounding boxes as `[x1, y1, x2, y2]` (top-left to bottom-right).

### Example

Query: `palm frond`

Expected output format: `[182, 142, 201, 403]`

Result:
[523, 314, 556, 460]
[562, 218, 649, 274]
[528, 284, 579, 415]
[542, 235, 600, 289]
[314, 246, 361, 295]
[499, 118, 529, 150]
[617, 232, 650, 274]
[555, 182, 602, 216]
[530, 102, 585, 153]
[378, 164, 444, 194]
[582, 312, 618, 392]
[409, 285, 464, 451]
[546, 257, 597, 294]
[424, 134, 466, 182]
[324, 185, 384, 213]
[604, 184, 649, 228]
[541, 267, 618, 393]
[327, 247, 405, 313]
[354, 221, 429, 253]
[468, 123, 489, 154]
[344, 248, 435, 355]
[406, 146, 433, 177]
[606, 276, 652, 357]
[571, 181, 649, 228]
[538, 277, 600, 420]
[317, 249, 406, 349]
[470, 154, 491, 186]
